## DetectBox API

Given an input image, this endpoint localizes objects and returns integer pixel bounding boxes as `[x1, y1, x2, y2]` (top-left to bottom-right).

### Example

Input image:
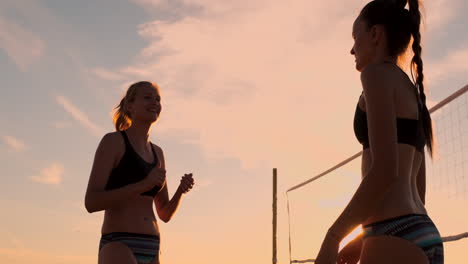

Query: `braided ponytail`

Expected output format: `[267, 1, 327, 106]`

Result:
[359, 0, 434, 157]
[408, 0, 434, 157]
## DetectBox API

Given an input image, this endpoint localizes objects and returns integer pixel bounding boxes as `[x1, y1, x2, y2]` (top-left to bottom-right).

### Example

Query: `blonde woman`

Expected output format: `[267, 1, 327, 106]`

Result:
[85, 81, 194, 264]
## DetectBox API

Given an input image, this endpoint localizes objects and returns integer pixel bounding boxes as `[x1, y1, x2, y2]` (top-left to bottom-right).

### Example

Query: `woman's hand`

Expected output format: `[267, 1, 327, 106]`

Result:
[139, 168, 166, 193]
[315, 231, 340, 264]
[178, 173, 194, 194]
[337, 236, 362, 264]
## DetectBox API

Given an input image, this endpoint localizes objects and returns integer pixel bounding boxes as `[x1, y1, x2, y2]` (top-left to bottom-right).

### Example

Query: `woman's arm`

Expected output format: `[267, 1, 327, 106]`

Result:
[84, 133, 144, 213]
[155, 184, 185, 223]
[153, 145, 188, 223]
[328, 63, 400, 239]
[154, 146, 193, 223]
[417, 154, 426, 205]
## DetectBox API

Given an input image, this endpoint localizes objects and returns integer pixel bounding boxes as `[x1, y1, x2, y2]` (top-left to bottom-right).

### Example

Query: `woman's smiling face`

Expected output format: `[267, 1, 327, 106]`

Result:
[127, 84, 162, 123]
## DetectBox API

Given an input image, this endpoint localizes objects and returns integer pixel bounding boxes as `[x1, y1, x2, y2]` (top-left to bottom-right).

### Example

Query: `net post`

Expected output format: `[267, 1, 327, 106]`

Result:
[273, 168, 278, 264]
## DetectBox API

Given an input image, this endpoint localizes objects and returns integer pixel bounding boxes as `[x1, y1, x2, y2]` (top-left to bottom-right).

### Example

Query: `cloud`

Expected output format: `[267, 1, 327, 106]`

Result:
[55, 95, 105, 137]
[131, 0, 175, 9]
[110, 2, 346, 169]
[0, 16, 45, 71]
[91, 67, 126, 81]
[108, 0, 366, 169]
[426, 48, 468, 86]
[30, 162, 64, 185]
[1, 135, 27, 152]
[101, 0, 466, 170]
[51, 121, 73, 129]
[424, 0, 464, 35]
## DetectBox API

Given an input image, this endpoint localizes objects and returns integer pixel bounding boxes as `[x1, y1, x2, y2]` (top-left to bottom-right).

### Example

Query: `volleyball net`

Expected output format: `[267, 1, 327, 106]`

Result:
[285, 84, 468, 264]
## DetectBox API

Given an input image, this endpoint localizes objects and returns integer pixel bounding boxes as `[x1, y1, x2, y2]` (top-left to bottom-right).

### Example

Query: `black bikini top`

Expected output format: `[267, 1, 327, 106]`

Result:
[353, 93, 426, 152]
[105, 131, 162, 197]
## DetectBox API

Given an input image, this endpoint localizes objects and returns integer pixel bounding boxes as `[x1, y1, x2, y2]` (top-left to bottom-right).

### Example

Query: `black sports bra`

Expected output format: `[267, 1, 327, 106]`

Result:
[105, 131, 162, 197]
[353, 94, 426, 152]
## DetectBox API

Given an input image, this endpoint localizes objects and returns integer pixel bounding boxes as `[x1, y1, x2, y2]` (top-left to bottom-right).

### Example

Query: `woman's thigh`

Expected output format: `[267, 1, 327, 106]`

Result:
[99, 241, 138, 264]
[360, 236, 429, 264]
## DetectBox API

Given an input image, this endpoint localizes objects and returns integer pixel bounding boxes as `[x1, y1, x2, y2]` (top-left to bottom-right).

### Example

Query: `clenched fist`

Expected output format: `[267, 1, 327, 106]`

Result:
[178, 173, 194, 194]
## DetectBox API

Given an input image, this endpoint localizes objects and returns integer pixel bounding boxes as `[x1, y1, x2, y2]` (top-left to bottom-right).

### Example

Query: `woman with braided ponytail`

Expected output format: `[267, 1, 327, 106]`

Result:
[315, 0, 443, 263]
[85, 81, 195, 264]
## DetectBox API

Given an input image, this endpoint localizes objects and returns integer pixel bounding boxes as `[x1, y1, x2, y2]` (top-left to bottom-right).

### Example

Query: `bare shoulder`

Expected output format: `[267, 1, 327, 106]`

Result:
[361, 62, 396, 99]
[86, 131, 125, 194]
[101, 131, 121, 142]
[361, 62, 396, 82]
[99, 131, 125, 152]
[96, 131, 125, 165]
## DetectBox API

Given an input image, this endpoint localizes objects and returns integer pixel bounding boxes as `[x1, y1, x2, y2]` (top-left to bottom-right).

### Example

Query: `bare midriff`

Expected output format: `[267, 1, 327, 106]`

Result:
[101, 195, 160, 236]
[361, 143, 428, 226]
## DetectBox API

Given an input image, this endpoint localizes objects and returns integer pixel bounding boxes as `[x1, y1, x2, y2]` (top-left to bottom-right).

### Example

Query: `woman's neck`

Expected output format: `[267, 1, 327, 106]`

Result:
[372, 54, 397, 65]
[125, 123, 152, 149]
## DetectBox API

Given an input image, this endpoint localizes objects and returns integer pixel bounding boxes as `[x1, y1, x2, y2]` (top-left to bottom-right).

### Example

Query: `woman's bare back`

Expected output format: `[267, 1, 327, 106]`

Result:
[359, 68, 427, 226]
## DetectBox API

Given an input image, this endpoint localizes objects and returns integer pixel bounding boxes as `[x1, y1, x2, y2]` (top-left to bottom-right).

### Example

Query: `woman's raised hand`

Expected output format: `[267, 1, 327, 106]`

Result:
[139, 168, 167, 193]
[178, 173, 194, 194]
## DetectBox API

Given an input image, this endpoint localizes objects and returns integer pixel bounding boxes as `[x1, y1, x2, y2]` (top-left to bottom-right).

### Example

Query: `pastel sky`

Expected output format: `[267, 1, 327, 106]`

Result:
[1, 0, 467, 263]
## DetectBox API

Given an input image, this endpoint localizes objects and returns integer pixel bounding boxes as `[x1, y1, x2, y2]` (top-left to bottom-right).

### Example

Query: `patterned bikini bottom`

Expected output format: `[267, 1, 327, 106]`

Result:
[99, 232, 160, 264]
[363, 214, 444, 264]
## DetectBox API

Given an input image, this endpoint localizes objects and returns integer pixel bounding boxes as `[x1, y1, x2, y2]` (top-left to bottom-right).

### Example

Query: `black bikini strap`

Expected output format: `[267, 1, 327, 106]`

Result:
[383, 61, 423, 119]
[120, 130, 131, 147]
[150, 143, 160, 167]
